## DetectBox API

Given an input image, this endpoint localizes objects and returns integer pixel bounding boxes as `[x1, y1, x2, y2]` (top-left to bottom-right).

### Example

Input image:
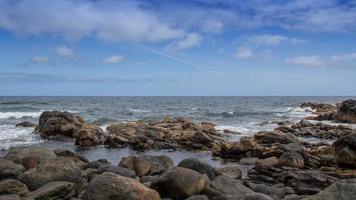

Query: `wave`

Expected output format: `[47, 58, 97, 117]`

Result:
[0, 111, 43, 119]
[0, 101, 49, 105]
[0, 124, 42, 150]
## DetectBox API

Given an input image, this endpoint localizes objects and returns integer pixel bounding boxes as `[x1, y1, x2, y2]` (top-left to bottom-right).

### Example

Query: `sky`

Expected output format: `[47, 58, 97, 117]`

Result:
[0, 0, 356, 96]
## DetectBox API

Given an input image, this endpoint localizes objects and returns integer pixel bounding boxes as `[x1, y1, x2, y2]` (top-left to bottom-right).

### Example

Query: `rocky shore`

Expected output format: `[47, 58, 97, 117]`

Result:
[1, 99, 356, 200]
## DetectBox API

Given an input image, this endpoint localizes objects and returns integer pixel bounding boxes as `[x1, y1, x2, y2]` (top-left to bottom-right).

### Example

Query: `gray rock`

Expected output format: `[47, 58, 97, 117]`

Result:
[0, 159, 25, 180]
[178, 158, 218, 180]
[97, 164, 136, 178]
[303, 178, 356, 200]
[0, 179, 29, 196]
[23, 181, 75, 200]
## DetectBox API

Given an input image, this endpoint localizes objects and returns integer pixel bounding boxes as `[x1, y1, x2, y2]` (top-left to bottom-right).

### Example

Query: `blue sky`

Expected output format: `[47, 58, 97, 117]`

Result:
[0, 0, 356, 96]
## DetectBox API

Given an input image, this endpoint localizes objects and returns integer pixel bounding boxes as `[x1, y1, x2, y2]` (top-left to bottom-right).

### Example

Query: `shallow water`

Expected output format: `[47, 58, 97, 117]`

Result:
[0, 96, 354, 165]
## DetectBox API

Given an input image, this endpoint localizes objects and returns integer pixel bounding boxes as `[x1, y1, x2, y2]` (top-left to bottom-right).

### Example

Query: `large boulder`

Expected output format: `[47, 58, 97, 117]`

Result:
[119, 155, 174, 177]
[178, 158, 218, 180]
[332, 133, 356, 168]
[334, 99, 356, 123]
[18, 157, 87, 191]
[0, 179, 29, 196]
[74, 124, 106, 148]
[82, 172, 160, 200]
[35, 111, 85, 138]
[5, 147, 57, 169]
[151, 167, 209, 199]
[0, 159, 25, 180]
[304, 178, 356, 200]
[22, 181, 75, 200]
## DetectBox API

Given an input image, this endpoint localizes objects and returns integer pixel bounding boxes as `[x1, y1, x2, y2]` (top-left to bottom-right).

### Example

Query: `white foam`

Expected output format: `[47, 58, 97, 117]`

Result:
[0, 125, 42, 149]
[0, 111, 42, 119]
[129, 109, 150, 113]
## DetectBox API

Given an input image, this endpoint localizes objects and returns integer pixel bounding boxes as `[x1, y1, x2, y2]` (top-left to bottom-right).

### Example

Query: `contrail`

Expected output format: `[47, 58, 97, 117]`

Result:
[131, 44, 206, 70]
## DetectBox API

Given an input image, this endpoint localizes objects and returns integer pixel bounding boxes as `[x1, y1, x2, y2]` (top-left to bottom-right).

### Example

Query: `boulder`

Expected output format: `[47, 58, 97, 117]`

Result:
[119, 155, 174, 177]
[217, 164, 242, 179]
[185, 195, 209, 200]
[18, 157, 87, 191]
[0, 159, 25, 180]
[332, 133, 356, 168]
[22, 181, 75, 200]
[74, 124, 106, 148]
[151, 167, 208, 199]
[5, 147, 57, 169]
[35, 111, 85, 138]
[254, 131, 299, 145]
[82, 172, 160, 200]
[278, 153, 305, 169]
[0, 179, 29, 196]
[334, 99, 356, 123]
[84, 159, 110, 169]
[203, 175, 254, 200]
[0, 194, 20, 200]
[15, 121, 36, 128]
[96, 164, 136, 178]
[304, 178, 356, 200]
[54, 149, 89, 163]
[178, 158, 218, 180]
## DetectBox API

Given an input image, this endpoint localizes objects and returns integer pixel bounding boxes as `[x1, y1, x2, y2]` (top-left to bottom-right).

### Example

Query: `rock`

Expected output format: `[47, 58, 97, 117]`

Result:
[82, 172, 160, 200]
[332, 133, 356, 168]
[244, 181, 285, 200]
[18, 157, 87, 191]
[185, 195, 209, 200]
[54, 149, 89, 163]
[22, 181, 75, 200]
[278, 153, 304, 169]
[304, 178, 356, 200]
[74, 124, 106, 148]
[178, 158, 218, 180]
[254, 131, 299, 145]
[97, 164, 136, 178]
[334, 99, 356, 123]
[15, 121, 36, 128]
[242, 193, 273, 200]
[4, 147, 57, 169]
[217, 164, 242, 179]
[0, 194, 20, 200]
[84, 159, 110, 169]
[151, 167, 208, 199]
[203, 175, 253, 200]
[0, 179, 29, 196]
[300, 102, 337, 114]
[35, 111, 85, 138]
[0, 158, 25, 180]
[119, 155, 174, 177]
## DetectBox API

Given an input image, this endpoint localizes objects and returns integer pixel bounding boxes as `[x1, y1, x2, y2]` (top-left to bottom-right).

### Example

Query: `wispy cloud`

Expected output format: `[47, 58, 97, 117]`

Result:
[247, 34, 307, 46]
[31, 56, 49, 64]
[234, 47, 253, 59]
[166, 33, 203, 51]
[331, 52, 356, 61]
[285, 56, 324, 67]
[102, 55, 125, 64]
[56, 46, 74, 57]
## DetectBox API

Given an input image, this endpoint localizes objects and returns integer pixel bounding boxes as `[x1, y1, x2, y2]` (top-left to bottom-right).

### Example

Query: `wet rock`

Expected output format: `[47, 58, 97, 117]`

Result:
[74, 124, 106, 148]
[185, 195, 209, 200]
[334, 99, 356, 123]
[4, 147, 57, 169]
[304, 178, 356, 200]
[332, 133, 356, 168]
[15, 121, 36, 128]
[217, 164, 242, 179]
[254, 131, 299, 145]
[54, 149, 89, 163]
[178, 158, 218, 180]
[119, 155, 174, 177]
[300, 102, 337, 114]
[0, 158, 25, 180]
[0, 194, 20, 200]
[82, 172, 160, 200]
[35, 111, 85, 138]
[22, 181, 75, 200]
[0, 179, 29, 196]
[84, 159, 110, 169]
[278, 153, 304, 169]
[97, 164, 136, 178]
[19, 157, 87, 191]
[151, 167, 208, 199]
[203, 175, 255, 200]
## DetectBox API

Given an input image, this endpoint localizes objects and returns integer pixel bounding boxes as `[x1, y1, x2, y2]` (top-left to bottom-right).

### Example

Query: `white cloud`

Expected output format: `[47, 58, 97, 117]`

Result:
[56, 46, 74, 57]
[331, 52, 356, 61]
[235, 47, 253, 59]
[247, 34, 307, 46]
[102, 55, 124, 64]
[166, 33, 203, 51]
[285, 56, 323, 67]
[0, 0, 184, 42]
[31, 56, 49, 64]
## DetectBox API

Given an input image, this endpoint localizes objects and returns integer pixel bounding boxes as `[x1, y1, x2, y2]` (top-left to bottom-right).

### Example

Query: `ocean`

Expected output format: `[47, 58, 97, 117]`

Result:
[0, 96, 354, 165]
